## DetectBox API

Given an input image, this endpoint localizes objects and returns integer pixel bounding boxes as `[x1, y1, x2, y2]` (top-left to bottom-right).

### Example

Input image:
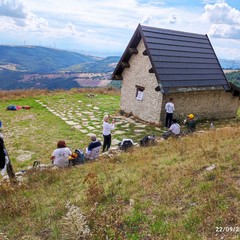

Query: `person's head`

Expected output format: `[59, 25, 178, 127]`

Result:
[57, 140, 66, 148]
[172, 118, 178, 123]
[187, 114, 194, 119]
[169, 98, 173, 102]
[90, 134, 97, 142]
[103, 115, 109, 122]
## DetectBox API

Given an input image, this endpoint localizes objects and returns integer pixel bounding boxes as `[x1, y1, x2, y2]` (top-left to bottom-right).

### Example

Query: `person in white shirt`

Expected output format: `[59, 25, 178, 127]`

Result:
[162, 119, 180, 139]
[102, 115, 115, 152]
[50, 140, 72, 167]
[165, 98, 175, 128]
[85, 134, 102, 160]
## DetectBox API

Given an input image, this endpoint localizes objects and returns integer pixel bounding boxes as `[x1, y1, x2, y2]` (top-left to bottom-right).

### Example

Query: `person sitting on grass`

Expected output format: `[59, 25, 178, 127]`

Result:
[50, 140, 72, 167]
[162, 119, 181, 140]
[85, 134, 101, 160]
[184, 113, 197, 133]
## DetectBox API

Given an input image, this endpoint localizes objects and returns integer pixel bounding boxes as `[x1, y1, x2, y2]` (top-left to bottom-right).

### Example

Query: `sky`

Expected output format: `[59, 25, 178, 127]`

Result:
[0, 0, 239, 59]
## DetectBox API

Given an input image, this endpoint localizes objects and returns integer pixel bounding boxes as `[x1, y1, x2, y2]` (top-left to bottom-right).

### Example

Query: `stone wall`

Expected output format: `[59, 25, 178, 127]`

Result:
[120, 39, 163, 123]
[161, 90, 239, 122]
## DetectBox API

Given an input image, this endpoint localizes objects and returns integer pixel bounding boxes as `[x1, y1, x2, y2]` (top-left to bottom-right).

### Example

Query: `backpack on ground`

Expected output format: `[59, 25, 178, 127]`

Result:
[118, 139, 134, 151]
[6, 105, 17, 111]
[139, 135, 156, 147]
[71, 149, 85, 166]
[23, 105, 31, 110]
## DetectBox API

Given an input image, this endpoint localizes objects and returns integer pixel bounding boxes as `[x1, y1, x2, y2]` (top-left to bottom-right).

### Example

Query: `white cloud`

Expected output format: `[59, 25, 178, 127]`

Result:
[0, 0, 28, 18]
[203, 2, 240, 25]
[168, 14, 177, 24]
[201, 0, 225, 4]
[0, 0, 239, 59]
[208, 24, 240, 39]
[202, 2, 240, 40]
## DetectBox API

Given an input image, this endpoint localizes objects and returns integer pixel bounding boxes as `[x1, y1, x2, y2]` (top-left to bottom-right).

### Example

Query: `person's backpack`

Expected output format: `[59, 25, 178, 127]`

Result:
[23, 105, 31, 110]
[73, 149, 85, 165]
[118, 139, 134, 151]
[140, 135, 156, 147]
[6, 105, 17, 111]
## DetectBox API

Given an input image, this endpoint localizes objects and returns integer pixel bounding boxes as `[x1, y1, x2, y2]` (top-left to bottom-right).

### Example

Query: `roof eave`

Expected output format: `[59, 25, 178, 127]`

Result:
[111, 24, 143, 80]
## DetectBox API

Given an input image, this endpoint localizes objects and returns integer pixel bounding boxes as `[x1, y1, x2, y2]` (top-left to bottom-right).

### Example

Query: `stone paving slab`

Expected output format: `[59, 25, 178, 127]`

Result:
[35, 99, 162, 147]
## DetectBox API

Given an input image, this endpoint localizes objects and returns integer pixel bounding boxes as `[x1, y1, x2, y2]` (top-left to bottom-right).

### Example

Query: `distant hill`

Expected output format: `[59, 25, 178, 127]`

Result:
[0, 45, 239, 90]
[0, 45, 119, 73]
[219, 59, 240, 70]
[0, 45, 120, 90]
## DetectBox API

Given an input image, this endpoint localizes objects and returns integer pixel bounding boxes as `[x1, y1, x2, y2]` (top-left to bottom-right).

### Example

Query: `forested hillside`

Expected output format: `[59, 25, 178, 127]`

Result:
[225, 70, 240, 88]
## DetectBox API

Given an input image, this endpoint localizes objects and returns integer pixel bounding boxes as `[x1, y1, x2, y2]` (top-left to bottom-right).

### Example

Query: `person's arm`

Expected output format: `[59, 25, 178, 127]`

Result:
[110, 119, 115, 130]
[87, 143, 94, 151]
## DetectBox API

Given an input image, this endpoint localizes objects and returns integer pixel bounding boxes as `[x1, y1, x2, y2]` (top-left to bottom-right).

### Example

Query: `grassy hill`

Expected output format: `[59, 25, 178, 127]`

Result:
[0, 90, 240, 240]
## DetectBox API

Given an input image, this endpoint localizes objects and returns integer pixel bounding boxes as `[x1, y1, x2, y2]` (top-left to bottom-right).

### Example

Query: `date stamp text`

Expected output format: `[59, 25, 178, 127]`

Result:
[215, 226, 240, 233]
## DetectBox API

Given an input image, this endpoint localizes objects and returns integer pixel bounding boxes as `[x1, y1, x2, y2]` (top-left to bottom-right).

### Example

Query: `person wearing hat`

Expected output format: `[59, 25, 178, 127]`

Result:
[85, 134, 101, 160]
[184, 114, 196, 133]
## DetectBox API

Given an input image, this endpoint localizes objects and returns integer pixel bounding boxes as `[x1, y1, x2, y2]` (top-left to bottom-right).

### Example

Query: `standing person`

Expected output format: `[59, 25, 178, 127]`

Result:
[0, 130, 15, 180]
[50, 140, 72, 167]
[165, 98, 175, 128]
[102, 115, 115, 152]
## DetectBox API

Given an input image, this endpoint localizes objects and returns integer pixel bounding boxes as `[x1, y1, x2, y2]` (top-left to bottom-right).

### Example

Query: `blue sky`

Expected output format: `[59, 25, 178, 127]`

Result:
[0, 0, 239, 59]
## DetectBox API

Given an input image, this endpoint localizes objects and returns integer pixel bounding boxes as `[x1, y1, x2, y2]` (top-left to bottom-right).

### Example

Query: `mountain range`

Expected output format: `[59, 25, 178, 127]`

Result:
[0, 45, 239, 90]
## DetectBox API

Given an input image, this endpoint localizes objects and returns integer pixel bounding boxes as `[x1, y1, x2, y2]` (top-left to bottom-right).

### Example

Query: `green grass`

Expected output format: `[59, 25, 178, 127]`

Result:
[0, 89, 240, 239]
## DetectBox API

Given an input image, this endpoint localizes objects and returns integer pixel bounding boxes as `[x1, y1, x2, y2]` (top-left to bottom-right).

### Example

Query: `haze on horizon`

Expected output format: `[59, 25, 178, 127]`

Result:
[0, 0, 239, 59]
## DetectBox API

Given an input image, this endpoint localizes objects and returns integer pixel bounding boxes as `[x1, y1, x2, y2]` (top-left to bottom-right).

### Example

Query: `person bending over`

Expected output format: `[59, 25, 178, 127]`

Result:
[162, 119, 180, 139]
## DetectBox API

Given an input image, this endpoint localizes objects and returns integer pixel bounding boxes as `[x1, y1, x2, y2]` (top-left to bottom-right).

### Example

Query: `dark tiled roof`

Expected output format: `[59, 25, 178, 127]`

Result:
[112, 24, 230, 93]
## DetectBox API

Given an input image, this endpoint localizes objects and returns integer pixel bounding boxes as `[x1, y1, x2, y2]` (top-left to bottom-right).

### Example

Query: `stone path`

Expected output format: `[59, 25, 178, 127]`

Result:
[35, 99, 163, 146]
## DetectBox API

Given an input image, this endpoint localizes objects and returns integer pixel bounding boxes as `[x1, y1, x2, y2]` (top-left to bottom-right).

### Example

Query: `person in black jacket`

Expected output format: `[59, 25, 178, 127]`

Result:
[0, 131, 15, 180]
[0, 131, 6, 171]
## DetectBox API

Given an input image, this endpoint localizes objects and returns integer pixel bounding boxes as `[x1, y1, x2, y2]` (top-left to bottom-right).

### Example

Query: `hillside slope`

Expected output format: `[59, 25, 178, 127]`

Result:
[0, 90, 239, 239]
[0, 45, 120, 90]
[0, 45, 97, 73]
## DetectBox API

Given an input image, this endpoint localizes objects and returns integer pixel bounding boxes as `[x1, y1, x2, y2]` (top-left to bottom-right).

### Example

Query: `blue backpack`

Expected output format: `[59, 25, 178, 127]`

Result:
[73, 149, 85, 165]
[6, 105, 17, 111]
